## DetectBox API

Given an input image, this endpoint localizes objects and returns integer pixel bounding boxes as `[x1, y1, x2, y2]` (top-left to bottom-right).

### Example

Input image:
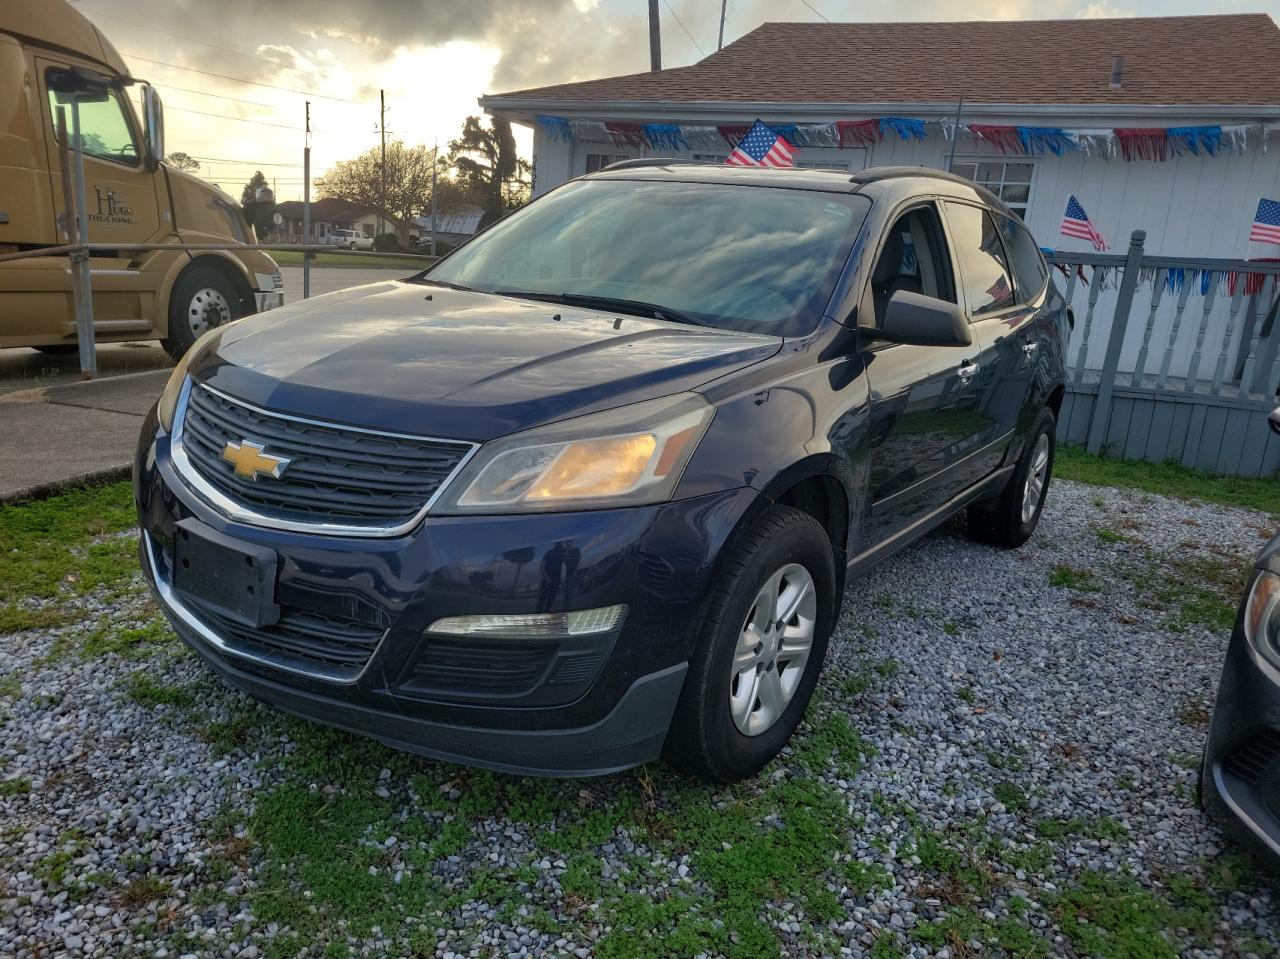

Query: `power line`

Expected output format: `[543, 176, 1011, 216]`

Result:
[165, 104, 305, 131]
[79, 8, 290, 69]
[187, 155, 305, 167]
[148, 82, 283, 111]
[661, 0, 706, 56]
[797, 0, 830, 22]
[121, 52, 362, 103]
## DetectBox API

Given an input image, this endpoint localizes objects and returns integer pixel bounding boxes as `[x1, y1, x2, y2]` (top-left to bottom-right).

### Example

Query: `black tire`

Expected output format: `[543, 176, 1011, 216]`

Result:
[663, 504, 837, 782]
[161, 267, 242, 362]
[34, 344, 78, 355]
[968, 407, 1056, 548]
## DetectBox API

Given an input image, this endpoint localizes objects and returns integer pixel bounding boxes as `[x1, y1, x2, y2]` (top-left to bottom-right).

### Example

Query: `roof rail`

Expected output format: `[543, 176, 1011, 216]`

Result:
[599, 157, 707, 171]
[849, 165, 1008, 213]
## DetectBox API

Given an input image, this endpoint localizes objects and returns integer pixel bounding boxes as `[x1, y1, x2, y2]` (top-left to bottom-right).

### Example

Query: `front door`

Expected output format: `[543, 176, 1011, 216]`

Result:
[38, 55, 164, 334]
[859, 202, 989, 548]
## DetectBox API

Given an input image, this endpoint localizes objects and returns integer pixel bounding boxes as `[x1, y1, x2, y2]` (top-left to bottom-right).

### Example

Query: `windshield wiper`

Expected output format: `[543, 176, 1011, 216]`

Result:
[494, 290, 705, 327]
[411, 277, 477, 292]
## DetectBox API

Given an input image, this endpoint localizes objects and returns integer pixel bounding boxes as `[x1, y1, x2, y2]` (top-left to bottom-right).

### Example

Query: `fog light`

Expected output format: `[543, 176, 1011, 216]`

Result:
[426, 605, 627, 638]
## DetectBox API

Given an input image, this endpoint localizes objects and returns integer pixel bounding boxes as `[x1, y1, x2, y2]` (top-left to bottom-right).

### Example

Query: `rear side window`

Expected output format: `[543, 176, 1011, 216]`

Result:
[996, 214, 1047, 302]
[943, 202, 1016, 316]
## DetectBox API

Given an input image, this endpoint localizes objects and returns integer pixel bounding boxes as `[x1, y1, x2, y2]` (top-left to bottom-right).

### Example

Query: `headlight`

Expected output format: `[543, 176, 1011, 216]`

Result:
[156, 327, 220, 431]
[432, 393, 714, 514]
[1244, 570, 1280, 666]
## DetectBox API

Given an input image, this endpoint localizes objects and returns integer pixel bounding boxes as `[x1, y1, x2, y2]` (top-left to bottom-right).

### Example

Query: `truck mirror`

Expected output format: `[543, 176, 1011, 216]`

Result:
[255, 187, 275, 204]
[142, 84, 165, 169]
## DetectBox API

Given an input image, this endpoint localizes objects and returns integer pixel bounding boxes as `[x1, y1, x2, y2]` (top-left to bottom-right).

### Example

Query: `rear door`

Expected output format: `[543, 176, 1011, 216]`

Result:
[859, 201, 990, 545]
[941, 201, 1044, 476]
[37, 55, 164, 333]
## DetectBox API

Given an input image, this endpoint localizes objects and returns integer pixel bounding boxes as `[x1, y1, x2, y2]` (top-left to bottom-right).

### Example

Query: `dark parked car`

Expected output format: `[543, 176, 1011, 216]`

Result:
[135, 163, 1067, 781]
[1201, 407, 1280, 869]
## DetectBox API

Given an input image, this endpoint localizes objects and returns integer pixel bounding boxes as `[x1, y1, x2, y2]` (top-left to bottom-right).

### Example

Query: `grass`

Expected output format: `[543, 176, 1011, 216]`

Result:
[265, 249, 428, 270]
[126, 672, 195, 709]
[1055, 446, 1280, 516]
[1049, 564, 1100, 591]
[0, 481, 137, 635]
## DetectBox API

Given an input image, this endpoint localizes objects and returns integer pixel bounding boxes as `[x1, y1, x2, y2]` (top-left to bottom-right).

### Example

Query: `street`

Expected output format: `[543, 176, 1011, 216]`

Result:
[0, 266, 409, 394]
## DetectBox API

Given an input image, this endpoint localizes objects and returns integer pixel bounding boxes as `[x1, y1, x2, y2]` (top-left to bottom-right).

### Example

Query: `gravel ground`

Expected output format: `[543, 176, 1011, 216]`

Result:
[1, 478, 1277, 958]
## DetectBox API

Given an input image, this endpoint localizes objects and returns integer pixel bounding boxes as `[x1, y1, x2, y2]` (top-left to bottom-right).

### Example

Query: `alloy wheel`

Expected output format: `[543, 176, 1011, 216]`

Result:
[1021, 433, 1051, 524]
[729, 563, 817, 737]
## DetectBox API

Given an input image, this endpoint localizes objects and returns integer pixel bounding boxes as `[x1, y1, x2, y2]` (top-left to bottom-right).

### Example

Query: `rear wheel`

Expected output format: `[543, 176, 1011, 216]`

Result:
[968, 407, 1056, 548]
[663, 504, 836, 782]
[161, 267, 242, 362]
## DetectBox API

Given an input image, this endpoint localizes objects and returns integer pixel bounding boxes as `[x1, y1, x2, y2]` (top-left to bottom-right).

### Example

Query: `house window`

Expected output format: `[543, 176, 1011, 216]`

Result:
[949, 159, 1033, 218]
[797, 160, 850, 172]
[692, 153, 728, 164]
[585, 153, 629, 173]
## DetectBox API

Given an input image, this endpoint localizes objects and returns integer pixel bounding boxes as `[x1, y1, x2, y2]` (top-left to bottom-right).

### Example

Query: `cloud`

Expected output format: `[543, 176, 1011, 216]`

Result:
[1074, 2, 1136, 17]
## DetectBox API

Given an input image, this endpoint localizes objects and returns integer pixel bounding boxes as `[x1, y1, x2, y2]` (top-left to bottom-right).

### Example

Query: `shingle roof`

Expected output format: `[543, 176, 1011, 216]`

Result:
[486, 15, 1280, 107]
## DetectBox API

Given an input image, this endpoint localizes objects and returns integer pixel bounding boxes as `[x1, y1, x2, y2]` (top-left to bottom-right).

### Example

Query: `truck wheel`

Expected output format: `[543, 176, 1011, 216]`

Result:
[663, 504, 836, 782]
[968, 407, 1056, 548]
[34, 345, 78, 355]
[162, 268, 241, 362]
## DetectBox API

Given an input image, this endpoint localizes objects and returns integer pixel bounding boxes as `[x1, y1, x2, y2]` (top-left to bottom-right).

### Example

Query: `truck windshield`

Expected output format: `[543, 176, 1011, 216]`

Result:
[421, 179, 870, 337]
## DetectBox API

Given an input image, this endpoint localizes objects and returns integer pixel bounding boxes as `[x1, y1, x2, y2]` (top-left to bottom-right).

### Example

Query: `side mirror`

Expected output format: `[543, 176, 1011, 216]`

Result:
[142, 84, 164, 169]
[878, 291, 972, 348]
[1270, 407, 1280, 436]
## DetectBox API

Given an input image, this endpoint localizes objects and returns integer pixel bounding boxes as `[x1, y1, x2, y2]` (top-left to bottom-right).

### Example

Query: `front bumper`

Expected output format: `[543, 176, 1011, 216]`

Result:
[253, 290, 284, 313]
[135, 409, 759, 775]
[1203, 622, 1280, 868]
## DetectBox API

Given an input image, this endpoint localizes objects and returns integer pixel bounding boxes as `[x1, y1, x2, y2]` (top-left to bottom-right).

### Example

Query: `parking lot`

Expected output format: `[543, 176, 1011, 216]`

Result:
[2, 476, 1276, 959]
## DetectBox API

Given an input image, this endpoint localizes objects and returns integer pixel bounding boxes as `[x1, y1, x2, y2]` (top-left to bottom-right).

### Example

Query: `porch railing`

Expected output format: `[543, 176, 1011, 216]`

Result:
[1046, 231, 1280, 477]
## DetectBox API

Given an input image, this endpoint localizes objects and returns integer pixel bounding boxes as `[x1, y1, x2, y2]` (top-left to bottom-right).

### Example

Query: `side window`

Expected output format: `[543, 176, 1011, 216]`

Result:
[996, 215, 1047, 302]
[868, 205, 956, 327]
[46, 81, 139, 166]
[943, 202, 1016, 316]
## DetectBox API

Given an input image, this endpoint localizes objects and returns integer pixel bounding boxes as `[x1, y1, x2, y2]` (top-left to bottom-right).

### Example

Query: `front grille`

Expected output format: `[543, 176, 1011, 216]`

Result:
[177, 382, 473, 529]
[183, 592, 385, 679]
[1224, 730, 1280, 786]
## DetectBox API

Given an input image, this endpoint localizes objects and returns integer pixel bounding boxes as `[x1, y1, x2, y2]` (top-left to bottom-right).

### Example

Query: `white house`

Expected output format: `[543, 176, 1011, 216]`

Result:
[479, 14, 1280, 264]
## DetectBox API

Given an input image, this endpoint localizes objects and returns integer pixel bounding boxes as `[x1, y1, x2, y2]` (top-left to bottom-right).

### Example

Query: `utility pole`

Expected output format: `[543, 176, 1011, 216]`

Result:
[430, 139, 438, 257]
[379, 89, 386, 239]
[717, 0, 727, 50]
[648, 0, 661, 71]
[303, 100, 311, 299]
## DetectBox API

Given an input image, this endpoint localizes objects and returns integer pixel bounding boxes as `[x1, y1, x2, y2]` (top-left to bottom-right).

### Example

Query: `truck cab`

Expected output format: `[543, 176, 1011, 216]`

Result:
[0, 0, 282, 361]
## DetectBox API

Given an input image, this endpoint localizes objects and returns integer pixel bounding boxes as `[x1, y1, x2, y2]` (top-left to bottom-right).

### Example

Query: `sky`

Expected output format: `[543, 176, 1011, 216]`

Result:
[71, 0, 1280, 202]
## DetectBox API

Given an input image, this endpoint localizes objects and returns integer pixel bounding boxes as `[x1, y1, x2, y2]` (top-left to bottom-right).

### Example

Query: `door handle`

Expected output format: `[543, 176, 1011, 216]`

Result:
[957, 360, 979, 382]
[1022, 341, 1039, 357]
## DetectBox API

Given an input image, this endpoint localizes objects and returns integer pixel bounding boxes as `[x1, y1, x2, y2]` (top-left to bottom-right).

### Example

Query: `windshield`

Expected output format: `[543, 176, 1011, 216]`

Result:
[422, 178, 870, 336]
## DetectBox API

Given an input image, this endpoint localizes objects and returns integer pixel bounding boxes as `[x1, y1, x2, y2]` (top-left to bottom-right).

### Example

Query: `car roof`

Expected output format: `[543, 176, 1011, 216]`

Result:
[583, 161, 1011, 216]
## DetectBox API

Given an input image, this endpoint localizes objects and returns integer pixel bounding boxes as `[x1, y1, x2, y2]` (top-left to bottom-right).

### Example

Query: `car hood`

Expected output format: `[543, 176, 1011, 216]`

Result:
[192, 280, 782, 441]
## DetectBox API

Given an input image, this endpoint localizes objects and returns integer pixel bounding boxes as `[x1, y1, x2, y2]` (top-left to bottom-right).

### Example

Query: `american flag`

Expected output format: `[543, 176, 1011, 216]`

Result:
[1060, 195, 1108, 251]
[726, 120, 795, 168]
[986, 274, 1011, 304]
[1249, 198, 1280, 244]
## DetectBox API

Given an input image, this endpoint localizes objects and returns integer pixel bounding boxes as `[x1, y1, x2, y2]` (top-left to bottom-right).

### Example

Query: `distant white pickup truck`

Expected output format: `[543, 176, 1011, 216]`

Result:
[326, 229, 374, 251]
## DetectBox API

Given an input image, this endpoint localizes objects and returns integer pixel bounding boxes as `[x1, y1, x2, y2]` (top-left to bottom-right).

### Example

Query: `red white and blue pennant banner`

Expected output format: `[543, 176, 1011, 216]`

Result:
[536, 114, 1274, 160]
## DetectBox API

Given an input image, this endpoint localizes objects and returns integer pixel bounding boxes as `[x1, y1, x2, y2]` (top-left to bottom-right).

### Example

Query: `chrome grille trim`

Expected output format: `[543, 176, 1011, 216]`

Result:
[169, 377, 480, 537]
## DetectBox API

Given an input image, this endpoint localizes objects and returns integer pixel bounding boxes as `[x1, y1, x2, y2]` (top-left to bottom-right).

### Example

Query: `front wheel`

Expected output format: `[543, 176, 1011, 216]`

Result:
[968, 407, 1056, 548]
[663, 504, 836, 782]
[161, 267, 242, 362]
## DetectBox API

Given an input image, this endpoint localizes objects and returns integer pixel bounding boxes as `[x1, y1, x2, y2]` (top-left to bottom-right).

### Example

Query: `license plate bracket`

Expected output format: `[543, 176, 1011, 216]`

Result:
[172, 518, 280, 628]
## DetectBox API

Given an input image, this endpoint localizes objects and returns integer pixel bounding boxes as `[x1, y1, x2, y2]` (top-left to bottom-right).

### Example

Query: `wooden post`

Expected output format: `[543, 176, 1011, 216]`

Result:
[1086, 229, 1145, 455]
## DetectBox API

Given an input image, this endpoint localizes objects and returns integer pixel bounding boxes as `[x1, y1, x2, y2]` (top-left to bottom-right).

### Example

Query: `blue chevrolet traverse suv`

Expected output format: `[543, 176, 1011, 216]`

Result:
[135, 163, 1068, 781]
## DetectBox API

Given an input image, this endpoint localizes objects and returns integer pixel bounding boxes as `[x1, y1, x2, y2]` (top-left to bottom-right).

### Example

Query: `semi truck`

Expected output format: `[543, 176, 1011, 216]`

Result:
[0, 0, 283, 362]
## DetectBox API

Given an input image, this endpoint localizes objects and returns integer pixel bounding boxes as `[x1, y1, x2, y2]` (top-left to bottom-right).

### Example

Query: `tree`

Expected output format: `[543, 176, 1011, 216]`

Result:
[239, 171, 275, 240]
[166, 152, 200, 172]
[317, 141, 437, 246]
[447, 116, 531, 227]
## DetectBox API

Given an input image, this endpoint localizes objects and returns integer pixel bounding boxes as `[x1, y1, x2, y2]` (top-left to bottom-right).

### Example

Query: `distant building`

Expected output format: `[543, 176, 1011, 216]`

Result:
[274, 199, 385, 243]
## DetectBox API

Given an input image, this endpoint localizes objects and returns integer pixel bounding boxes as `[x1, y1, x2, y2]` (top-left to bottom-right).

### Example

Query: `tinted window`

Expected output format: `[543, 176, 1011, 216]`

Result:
[46, 83, 138, 165]
[944, 202, 1015, 315]
[426, 179, 871, 336]
[869, 205, 956, 327]
[996, 215, 1047, 302]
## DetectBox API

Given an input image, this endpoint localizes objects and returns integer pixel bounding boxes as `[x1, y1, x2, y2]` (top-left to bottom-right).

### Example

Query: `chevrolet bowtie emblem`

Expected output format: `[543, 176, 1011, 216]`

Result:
[220, 439, 290, 480]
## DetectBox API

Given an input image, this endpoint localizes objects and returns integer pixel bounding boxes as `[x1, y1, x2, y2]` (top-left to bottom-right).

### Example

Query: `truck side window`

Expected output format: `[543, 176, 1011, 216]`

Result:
[943, 201, 1016, 316]
[46, 81, 139, 166]
[869, 205, 956, 327]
